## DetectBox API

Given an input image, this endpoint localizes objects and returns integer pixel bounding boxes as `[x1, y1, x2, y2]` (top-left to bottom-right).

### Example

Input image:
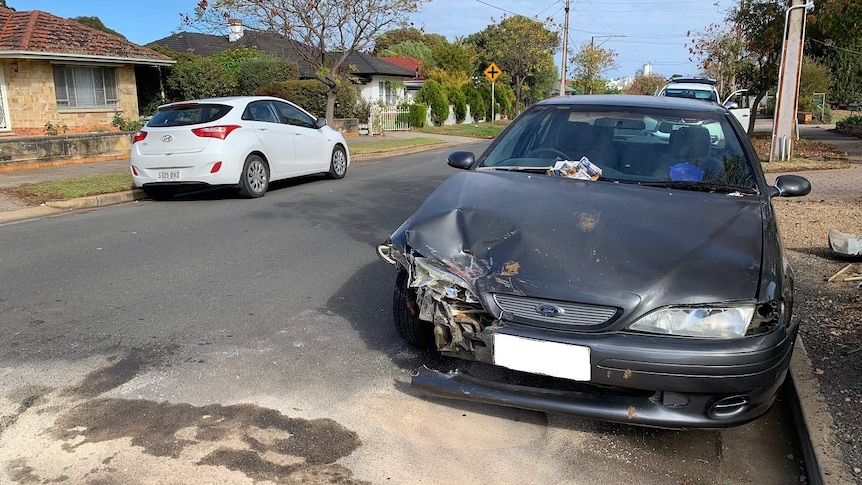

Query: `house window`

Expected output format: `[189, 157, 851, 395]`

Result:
[378, 81, 397, 106]
[53, 66, 119, 109]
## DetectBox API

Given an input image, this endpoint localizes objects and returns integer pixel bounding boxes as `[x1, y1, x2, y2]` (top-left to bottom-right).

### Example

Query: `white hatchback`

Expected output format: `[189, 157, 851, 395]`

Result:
[130, 96, 349, 199]
[655, 78, 751, 129]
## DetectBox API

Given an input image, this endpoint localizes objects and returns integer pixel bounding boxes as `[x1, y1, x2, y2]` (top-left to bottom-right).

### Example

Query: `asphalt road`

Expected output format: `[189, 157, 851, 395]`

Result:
[0, 144, 805, 484]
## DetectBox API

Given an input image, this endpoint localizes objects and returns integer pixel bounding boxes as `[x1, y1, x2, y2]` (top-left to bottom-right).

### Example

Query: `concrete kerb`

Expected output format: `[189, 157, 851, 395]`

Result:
[790, 338, 856, 484]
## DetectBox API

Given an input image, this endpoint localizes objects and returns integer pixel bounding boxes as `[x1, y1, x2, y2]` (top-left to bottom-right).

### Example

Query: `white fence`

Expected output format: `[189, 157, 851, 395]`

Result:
[372, 108, 411, 132]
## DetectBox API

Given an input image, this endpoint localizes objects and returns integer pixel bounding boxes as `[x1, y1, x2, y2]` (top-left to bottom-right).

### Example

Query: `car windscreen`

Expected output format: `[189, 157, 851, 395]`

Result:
[662, 87, 718, 103]
[146, 104, 233, 127]
[479, 104, 757, 192]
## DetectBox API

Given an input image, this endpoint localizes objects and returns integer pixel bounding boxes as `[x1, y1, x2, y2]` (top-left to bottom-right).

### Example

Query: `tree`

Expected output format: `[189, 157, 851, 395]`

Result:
[71, 16, 125, 38]
[378, 40, 434, 64]
[687, 23, 746, 97]
[797, 56, 832, 115]
[373, 27, 425, 53]
[185, 0, 425, 123]
[807, 2, 862, 106]
[168, 57, 236, 99]
[626, 74, 668, 95]
[468, 16, 559, 115]
[416, 79, 449, 126]
[0, 0, 14, 10]
[431, 42, 474, 77]
[570, 41, 617, 95]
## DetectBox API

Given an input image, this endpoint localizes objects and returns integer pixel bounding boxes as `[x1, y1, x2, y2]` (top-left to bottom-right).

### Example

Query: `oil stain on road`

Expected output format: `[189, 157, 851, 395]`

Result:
[1, 348, 368, 484]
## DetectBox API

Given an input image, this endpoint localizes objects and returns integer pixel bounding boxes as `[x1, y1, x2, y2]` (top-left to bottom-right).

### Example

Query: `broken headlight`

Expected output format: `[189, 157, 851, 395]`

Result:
[411, 257, 479, 302]
[628, 305, 756, 339]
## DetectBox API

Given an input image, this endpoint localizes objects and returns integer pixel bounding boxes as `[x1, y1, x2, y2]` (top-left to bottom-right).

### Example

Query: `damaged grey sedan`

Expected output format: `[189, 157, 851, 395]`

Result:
[377, 95, 811, 428]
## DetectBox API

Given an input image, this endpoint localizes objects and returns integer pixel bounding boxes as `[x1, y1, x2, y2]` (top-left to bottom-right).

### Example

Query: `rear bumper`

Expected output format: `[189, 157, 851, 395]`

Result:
[130, 148, 243, 188]
[411, 323, 798, 428]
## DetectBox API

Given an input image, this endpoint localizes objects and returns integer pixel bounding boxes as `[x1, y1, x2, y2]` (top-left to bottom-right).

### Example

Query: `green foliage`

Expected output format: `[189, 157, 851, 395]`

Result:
[147, 44, 196, 62]
[111, 113, 146, 132]
[467, 16, 559, 114]
[209, 48, 267, 76]
[374, 27, 426, 53]
[797, 57, 833, 114]
[236, 58, 299, 95]
[447, 86, 467, 123]
[462, 84, 485, 122]
[416, 79, 449, 126]
[256, 79, 360, 119]
[167, 56, 236, 99]
[408, 102, 427, 128]
[571, 42, 618, 95]
[70, 16, 125, 38]
[378, 41, 434, 64]
[432, 43, 474, 76]
[842, 114, 862, 126]
[495, 83, 515, 119]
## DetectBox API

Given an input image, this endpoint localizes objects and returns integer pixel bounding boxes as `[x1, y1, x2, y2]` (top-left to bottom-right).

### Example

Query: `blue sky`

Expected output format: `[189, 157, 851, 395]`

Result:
[13, 0, 734, 78]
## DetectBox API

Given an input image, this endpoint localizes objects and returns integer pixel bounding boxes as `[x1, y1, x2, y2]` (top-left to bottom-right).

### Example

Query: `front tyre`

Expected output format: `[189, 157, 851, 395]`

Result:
[238, 154, 269, 198]
[328, 145, 348, 179]
[393, 270, 434, 348]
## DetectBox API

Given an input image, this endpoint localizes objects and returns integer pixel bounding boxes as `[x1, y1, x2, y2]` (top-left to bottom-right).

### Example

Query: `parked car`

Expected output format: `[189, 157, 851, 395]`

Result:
[377, 95, 811, 428]
[656, 78, 751, 129]
[847, 103, 860, 112]
[130, 96, 349, 199]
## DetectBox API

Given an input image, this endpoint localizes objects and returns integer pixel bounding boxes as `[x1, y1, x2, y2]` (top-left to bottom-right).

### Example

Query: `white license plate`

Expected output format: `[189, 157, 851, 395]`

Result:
[157, 170, 181, 181]
[493, 333, 591, 381]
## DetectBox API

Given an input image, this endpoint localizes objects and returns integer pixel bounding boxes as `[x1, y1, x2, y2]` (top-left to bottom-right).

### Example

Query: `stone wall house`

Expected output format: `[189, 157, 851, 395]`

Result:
[0, 7, 173, 136]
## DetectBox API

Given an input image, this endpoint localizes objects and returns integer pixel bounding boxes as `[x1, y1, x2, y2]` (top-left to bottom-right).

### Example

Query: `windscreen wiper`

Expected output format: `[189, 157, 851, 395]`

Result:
[640, 181, 757, 194]
[480, 166, 552, 173]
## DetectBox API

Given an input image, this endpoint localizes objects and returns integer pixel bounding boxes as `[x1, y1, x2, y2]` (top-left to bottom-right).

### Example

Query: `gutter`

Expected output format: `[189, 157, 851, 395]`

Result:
[0, 51, 175, 66]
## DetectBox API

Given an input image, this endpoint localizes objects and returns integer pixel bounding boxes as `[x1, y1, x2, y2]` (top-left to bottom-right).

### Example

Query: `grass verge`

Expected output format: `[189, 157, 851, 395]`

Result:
[749, 132, 851, 172]
[2, 173, 133, 203]
[415, 122, 506, 139]
[348, 137, 447, 155]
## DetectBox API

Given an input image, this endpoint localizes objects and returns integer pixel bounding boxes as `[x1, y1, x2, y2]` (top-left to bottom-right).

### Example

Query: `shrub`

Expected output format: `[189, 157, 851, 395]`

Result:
[256, 79, 360, 119]
[843, 114, 862, 125]
[236, 58, 299, 95]
[408, 103, 426, 128]
[111, 112, 145, 132]
[167, 56, 236, 100]
[462, 84, 485, 122]
[447, 86, 467, 124]
[417, 79, 449, 126]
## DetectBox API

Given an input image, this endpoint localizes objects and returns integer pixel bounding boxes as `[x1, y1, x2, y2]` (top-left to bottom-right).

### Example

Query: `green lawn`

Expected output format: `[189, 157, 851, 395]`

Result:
[347, 137, 447, 155]
[415, 122, 506, 139]
[7, 173, 133, 201]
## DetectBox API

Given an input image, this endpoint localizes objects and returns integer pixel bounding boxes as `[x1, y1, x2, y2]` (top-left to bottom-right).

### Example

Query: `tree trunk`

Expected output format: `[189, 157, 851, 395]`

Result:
[322, 75, 339, 124]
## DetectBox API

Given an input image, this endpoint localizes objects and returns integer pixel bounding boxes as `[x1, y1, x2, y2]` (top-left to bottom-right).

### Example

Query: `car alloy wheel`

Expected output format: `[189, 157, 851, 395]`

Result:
[239, 154, 269, 198]
[328, 145, 348, 179]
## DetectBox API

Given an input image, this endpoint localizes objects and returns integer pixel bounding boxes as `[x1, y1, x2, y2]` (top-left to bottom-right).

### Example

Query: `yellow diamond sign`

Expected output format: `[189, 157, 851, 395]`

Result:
[484, 62, 502, 83]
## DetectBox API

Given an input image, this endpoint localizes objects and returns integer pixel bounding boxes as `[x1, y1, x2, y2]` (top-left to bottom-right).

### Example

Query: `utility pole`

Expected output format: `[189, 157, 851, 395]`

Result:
[770, 0, 813, 162]
[558, 0, 570, 96]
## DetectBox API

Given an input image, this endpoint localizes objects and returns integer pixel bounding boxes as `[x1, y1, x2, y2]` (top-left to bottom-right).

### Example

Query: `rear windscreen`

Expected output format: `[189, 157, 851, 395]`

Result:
[662, 88, 718, 103]
[147, 104, 233, 127]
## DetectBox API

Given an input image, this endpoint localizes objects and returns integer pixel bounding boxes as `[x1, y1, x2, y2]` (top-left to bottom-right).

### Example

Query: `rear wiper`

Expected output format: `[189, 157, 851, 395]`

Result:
[640, 181, 757, 194]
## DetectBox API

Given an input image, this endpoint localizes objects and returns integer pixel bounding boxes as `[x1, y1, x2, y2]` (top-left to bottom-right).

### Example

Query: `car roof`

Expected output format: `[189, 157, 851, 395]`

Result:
[666, 77, 717, 86]
[539, 94, 727, 114]
[160, 96, 289, 108]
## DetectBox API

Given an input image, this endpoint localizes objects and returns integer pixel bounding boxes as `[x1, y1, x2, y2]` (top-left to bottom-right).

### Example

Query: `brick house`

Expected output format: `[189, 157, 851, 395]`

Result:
[0, 7, 173, 136]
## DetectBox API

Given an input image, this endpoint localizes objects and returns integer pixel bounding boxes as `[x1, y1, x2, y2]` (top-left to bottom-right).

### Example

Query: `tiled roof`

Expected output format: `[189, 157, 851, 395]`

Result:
[150, 31, 416, 79]
[0, 7, 171, 63]
[379, 56, 423, 79]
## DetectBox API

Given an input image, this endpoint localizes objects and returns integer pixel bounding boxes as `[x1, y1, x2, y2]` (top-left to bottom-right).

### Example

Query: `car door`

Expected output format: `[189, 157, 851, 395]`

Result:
[724, 90, 751, 129]
[242, 100, 296, 176]
[272, 101, 330, 173]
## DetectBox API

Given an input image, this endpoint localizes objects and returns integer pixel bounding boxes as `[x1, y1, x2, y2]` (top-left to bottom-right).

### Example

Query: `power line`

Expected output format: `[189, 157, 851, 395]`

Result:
[810, 38, 862, 56]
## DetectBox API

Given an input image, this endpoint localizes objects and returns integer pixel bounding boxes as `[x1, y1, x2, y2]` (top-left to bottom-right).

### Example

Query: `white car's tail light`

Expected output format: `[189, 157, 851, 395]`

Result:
[210, 162, 222, 173]
[131, 165, 139, 176]
[191, 125, 241, 140]
[133, 131, 147, 143]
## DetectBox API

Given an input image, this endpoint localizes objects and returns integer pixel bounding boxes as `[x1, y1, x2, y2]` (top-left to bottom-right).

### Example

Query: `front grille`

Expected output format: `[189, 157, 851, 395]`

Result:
[493, 293, 618, 328]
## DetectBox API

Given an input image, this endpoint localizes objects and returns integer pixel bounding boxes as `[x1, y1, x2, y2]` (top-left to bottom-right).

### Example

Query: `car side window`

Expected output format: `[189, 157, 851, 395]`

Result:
[242, 101, 279, 123]
[273, 101, 316, 129]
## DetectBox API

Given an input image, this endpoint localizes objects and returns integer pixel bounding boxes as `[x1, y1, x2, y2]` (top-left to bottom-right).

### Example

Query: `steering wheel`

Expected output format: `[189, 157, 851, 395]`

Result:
[525, 147, 570, 160]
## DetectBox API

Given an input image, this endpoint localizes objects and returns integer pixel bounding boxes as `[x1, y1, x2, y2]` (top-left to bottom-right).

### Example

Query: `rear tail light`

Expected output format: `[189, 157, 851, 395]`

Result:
[133, 131, 147, 143]
[210, 162, 222, 173]
[191, 125, 241, 140]
[131, 165, 139, 176]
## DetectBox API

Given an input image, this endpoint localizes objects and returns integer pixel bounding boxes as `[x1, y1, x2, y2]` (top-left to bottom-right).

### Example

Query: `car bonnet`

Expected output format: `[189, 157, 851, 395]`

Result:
[394, 170, 764, 316]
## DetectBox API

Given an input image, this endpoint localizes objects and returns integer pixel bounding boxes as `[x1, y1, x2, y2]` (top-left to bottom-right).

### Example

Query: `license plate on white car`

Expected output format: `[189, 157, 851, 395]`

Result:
[493, 333, 591, 381]
[157, 170, 181, 181]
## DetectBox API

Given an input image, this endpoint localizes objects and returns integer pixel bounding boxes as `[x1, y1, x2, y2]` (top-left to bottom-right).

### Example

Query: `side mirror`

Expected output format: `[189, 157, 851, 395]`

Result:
[770, 175, 811, 198]
[724, 101, 739, 110]
[447, 151, 476, 170]
[315, 118, 327, 129]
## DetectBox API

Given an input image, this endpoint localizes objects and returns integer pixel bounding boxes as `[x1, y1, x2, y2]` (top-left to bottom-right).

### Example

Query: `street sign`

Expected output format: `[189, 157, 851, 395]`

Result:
[812, 98, 821, 105]
[484, 63, 502, 83]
